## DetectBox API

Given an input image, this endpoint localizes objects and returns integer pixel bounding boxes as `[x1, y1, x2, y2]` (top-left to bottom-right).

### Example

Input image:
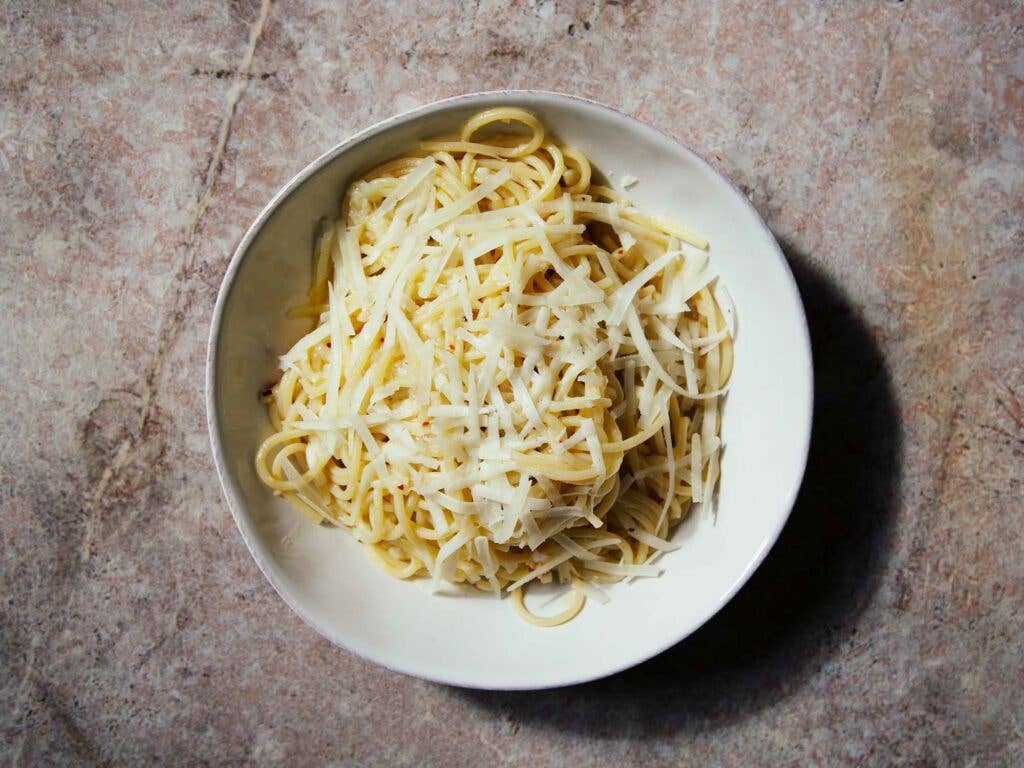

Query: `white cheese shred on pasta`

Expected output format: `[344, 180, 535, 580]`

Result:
[254, 106, 735, 627]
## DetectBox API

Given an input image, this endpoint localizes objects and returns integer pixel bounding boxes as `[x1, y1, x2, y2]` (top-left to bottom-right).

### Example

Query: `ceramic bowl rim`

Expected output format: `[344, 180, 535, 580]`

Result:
[205, 89, 813, 690]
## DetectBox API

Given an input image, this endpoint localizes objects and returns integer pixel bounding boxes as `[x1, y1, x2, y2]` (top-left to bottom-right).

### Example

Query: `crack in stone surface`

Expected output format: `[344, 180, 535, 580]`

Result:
[79, 0, 274, 563]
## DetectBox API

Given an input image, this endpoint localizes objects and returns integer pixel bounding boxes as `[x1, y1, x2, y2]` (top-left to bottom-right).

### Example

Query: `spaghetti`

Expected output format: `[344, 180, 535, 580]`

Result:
[255, 107, 734, 626]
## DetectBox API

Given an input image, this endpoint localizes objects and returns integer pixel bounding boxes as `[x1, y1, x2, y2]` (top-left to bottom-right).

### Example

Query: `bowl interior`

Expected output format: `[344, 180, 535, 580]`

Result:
[208, 92, 812, 689]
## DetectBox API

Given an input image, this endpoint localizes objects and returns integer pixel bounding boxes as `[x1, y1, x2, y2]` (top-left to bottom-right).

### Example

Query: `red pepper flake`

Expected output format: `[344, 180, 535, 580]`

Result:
[397, 484, 405, 491]
[448, 344, 455, 351]
[616, 249, 624, 255]
[422, 420, 431, 427]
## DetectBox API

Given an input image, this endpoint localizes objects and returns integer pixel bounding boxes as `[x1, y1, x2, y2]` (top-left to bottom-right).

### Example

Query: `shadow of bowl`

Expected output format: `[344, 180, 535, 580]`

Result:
[451, 238, 903, 737]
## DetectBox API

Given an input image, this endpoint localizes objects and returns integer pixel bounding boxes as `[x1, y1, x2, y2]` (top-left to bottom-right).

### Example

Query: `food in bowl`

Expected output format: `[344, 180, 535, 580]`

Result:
[254, 107, 734, 626]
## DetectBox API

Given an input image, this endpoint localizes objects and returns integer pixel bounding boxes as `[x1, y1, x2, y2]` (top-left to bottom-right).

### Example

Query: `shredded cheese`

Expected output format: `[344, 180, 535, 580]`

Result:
[255, 107, 734, 628]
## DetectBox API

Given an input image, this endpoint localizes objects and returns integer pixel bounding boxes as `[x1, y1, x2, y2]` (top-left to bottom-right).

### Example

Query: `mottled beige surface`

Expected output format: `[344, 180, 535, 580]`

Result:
[1, 0, 1022, 765]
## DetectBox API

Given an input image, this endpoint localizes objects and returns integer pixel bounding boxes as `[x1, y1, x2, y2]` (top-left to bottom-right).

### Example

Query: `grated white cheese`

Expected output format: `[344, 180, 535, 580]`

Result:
[256, 114, 734, 626]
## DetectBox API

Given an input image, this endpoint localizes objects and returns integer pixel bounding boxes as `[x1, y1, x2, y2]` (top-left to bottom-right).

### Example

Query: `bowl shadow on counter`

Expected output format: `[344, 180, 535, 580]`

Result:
[455, 239, 902, 736]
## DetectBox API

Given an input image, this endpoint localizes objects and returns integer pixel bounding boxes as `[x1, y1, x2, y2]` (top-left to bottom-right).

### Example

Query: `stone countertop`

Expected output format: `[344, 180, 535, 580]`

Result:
[1, 1, 1022, 765]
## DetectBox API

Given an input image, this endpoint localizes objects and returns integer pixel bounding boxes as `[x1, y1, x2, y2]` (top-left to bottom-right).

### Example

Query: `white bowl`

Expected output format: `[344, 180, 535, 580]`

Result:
[206, 91, 812, 690]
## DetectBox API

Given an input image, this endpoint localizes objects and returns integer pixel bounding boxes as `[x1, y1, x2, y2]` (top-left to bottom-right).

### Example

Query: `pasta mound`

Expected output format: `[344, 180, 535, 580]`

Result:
[255, 108, 734, 626]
